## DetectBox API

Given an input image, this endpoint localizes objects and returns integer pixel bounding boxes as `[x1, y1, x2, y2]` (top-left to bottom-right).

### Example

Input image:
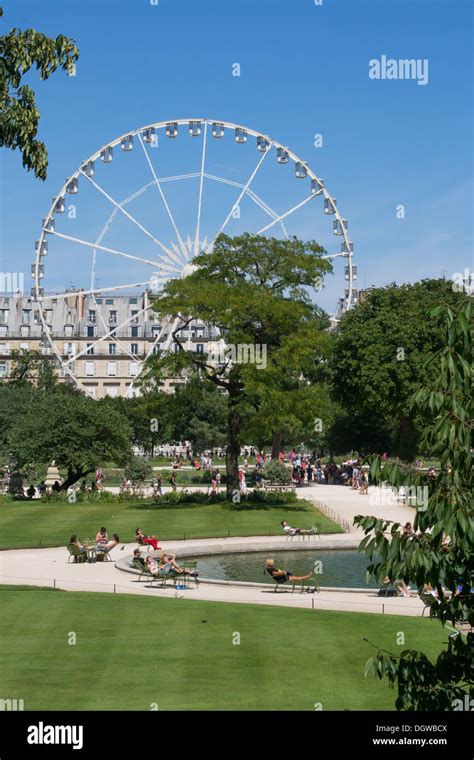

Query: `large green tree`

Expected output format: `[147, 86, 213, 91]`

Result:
[8, 390, 133, 489]
[329, 279, 469, 459]
[0, 6, 79, 179]
[355, 297, 473, 709]
[143, 233, 332, 497]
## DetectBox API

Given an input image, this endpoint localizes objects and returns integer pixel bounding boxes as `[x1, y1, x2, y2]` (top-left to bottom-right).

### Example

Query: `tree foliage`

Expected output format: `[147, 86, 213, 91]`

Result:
[0, 7, 79, 179]
[355, 297, 473, 710]
[7, 390, 132, 489]
[328, 279, 469, 459]
[142, 233, 332, 496]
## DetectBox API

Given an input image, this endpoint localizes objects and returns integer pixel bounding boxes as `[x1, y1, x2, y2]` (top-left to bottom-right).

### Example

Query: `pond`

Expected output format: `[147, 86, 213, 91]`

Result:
[189, 549, 378, 589]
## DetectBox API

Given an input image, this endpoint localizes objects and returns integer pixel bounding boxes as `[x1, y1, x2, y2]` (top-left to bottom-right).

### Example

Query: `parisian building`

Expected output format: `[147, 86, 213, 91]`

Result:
[0, 290, 220, 397]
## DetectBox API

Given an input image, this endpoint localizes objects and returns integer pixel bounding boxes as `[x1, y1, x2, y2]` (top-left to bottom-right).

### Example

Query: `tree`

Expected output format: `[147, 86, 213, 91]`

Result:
[0, 7, 79, 179]
[8, 349, 59, 391]
[328, 279, 469, 460]
[355, 297, 473, 710]
[143, 233, 332, 497]
[8, 391, 133, 489]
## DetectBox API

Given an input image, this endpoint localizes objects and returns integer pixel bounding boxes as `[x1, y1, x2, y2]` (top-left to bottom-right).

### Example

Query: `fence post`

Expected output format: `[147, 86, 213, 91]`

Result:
[39, 539, 42, 548]
[53, 579, 56, 589]
[114, 584, 116, 594]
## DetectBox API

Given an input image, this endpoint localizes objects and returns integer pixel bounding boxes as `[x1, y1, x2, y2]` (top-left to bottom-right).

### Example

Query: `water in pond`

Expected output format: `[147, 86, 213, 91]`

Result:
[191, 549, 378, 589]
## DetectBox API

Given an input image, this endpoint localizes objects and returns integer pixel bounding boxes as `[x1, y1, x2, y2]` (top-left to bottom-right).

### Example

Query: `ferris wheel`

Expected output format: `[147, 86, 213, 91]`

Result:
[32, 118, 357, 397]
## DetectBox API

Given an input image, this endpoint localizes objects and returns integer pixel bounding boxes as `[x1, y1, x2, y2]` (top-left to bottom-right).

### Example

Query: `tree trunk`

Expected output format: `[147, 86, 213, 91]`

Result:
[226, 389, 241, 499]
[60, 467, 93, 491]
[271, 429, 282, 460]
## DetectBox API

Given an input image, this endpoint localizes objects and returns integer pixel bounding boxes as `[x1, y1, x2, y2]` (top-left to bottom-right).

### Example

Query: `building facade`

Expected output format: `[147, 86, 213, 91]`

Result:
[0, 290, 220, 397]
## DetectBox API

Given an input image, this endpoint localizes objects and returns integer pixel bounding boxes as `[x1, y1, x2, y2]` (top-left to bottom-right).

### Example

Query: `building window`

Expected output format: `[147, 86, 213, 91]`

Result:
[86, 343, 94, 355]
[22, 309, 31, 324]
[153, 345, 161, 355]
[106, 362, 118, 377]
[129, 362, 139, 377]
[65, 325, 73, 337]
[64, 342, 76, 357]
[0, 310, 9, 324]
[95, 298, 103, 305]
[105, 299, 114, 305]
[87, 325, 95, 337]
[196, 328, 204, 338]
[196, 344, 204, 354]
[88, 310, 96, 323]
[130, 326, 138, 338]
[20, 342, 29, 351]
[105, 386, 118, 397]
[20, 324, 30, 337]
[85, 361, 96, 377]
[0, 361, 8, 377]
[108, 343, 117, 355]
[0, 343, 10, 354]
[130, 310, 138, 324]
[130, 343, 139, 355]
[108, 310, 117, 325]
[129, 298, 138, 304]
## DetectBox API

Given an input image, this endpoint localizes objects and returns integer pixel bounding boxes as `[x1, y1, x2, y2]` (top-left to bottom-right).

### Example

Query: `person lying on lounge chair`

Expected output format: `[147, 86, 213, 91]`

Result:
[281, 520, 317, 536]
[132, 548, 146, 568]
[95, 533, 120, 553]
[265, 558, 314, 586]
[158, 554, 198, 577]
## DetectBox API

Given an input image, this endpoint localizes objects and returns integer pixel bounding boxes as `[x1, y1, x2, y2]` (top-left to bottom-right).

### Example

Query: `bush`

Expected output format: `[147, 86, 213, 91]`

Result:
[262, 460, 291, 485]
[124, 456, 152, 485]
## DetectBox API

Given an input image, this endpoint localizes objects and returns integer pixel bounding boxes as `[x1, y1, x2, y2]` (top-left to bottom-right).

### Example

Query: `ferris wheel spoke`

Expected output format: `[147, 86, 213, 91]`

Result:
[194, 121, 208, 256]
[63, 305, 151, 367]
[90, 293, 144, 364]
[211, 142, 274, 243]
[80, 171, 172, 257]
[50, 230, 162, 269]
[125, 319, 170, 397]
[254, 192, 318, 235]
[137, 131, 188, 262]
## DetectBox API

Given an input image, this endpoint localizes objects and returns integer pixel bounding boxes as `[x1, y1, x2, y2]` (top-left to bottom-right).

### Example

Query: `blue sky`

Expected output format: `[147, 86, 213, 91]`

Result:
[0, 0, 472, 314]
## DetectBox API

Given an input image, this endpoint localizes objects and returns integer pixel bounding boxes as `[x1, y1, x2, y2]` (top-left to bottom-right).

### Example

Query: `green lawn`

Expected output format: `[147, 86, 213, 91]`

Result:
[0, 586, 448, 710]
[0, 497, 341, 549]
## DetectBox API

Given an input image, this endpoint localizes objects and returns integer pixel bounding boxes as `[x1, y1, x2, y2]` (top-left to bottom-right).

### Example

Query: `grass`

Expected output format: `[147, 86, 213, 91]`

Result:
[0, 586, 448, 711]
[0, 497, 341, 549]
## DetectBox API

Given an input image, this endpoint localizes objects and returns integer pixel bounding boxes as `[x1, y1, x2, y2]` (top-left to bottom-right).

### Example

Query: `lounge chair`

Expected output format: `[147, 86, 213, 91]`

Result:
[95, 546, 113, 562]
[418, 591, 438, 617]
[284, 526, 320, 542]
[66, 544, 87, 564]
[265, 567, 317, 594]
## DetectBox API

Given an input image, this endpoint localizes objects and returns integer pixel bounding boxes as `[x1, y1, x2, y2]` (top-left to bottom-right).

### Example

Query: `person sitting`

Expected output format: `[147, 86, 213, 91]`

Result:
[265, 558, 314, 589]
[402, 522, 415, 538]
[52, 480, 61, 493]
[96, 527, 108, 546]
[281, 520, 317, 536]
[145, 556, 160, 576]
[38, 480, 46, 497]
[69, 534, 88, 561]
[135, 528, 161, 551]
[26, 484, 36, 499]
[132, 548, 146, 569]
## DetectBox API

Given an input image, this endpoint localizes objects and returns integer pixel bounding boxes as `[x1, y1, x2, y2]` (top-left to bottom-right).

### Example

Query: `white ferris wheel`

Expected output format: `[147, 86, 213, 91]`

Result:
[32, 118, 357, 397]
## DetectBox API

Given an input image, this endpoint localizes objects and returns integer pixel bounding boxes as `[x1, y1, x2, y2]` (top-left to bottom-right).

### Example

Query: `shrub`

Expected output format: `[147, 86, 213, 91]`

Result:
[123, 456, 152, 485]
[262, 460, 291, 485]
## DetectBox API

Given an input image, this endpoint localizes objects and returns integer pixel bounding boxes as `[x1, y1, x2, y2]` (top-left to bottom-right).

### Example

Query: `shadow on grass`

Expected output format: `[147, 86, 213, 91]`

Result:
[130, 500, 310, 513]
